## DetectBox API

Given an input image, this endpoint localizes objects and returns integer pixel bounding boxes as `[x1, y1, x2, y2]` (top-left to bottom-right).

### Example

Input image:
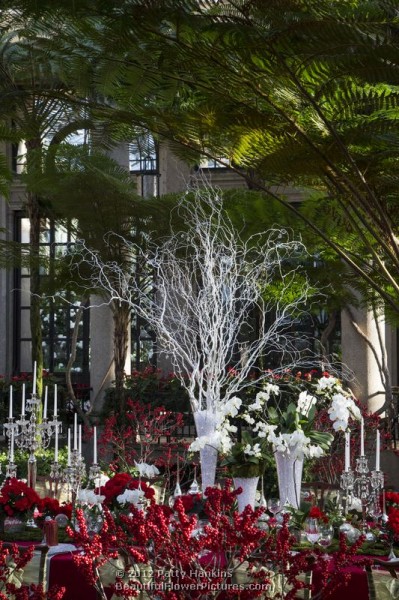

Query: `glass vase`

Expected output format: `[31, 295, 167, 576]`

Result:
[274, 445, 304, 509]
[4, 516, 25, 534]
[388, 542, 397, 561]
[233, 477, 259, 512]
[194, 410, 219, 491]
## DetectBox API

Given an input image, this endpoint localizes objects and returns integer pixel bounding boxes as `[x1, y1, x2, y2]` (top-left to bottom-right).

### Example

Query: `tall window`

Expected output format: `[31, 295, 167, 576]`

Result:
[14, 214, 90, 378]
[129, 131, 158, 369]
[129, 132, 159, 198]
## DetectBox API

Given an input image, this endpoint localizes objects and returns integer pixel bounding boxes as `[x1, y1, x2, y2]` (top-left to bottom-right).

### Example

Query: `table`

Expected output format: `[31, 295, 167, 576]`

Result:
[13, 543, 398, 599]
[48, 548, 101, 600]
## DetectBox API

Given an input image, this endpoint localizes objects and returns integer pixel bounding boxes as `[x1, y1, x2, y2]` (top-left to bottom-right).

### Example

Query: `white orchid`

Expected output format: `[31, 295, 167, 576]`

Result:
[134, 461, 160, 479]
[243, 443, 263, 458]
[116, 488, 144, 506]
[297, 391, 317, 417]
[190, 373, 361, 469]
[316, 376, 339, 391]
[77, 489, 105, 506]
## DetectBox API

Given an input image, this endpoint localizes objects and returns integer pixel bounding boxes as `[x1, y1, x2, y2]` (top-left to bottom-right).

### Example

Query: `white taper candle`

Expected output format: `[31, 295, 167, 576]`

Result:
[21, 383, 25, 417]
[67, 429, 71, 466]
[43, 386, 48, 420]
[32, 361, 37, 395]
[8, 385, 13, 419]
[54, 384, 57, 417]
[345, 431, 350, 472]
[54, 422, 59, 463]
[74, 413, 77, 450]
[376, 429, 381, 471]
[93, 426, 97, 464]
[10, 429, 14, 463]
[360, 417, 365, 456]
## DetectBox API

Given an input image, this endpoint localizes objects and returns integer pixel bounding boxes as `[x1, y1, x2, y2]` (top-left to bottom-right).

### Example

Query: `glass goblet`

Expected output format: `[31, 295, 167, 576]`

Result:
[267, 498, 280, 517]
[304, 517, 321, 546]
[318, 523, 334, 556]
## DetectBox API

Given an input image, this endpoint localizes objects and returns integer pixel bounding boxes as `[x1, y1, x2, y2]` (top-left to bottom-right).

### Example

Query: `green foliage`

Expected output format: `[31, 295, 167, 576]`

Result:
[101, 367, 190, 420]
[220, 430, 273, 477]
[0, 447, 69, 478]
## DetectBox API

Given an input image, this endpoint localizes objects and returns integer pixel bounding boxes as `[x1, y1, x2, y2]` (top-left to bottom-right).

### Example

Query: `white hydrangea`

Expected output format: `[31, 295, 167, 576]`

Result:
[297, 391, 317, 417]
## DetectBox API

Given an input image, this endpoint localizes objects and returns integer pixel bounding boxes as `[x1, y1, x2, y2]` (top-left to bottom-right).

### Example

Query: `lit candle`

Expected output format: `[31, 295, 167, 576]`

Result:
[54, 422, 58, 463]
[376, 429, 381, 471]
[10, 429, 14, 463]
[8, 386, 13, 419]
[54, 384, 57, 417]
[21, 384, 25, 417]
[345, 431, 350, 472]
[93, 426, 97, 464]
[43, 386, 48, 420]
[360, 417, 365, 456]
[74, 413, 77, 450]
[67, 429, 71, 466]
[79, 424, 82, 456]
[32, 361, 37, 395]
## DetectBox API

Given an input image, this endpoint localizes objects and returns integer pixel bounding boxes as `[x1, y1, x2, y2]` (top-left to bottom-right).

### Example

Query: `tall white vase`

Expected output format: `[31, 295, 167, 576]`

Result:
[233, 476, 259, 512]
[194, 410, 218, 491]
[274, 445, 304, 509]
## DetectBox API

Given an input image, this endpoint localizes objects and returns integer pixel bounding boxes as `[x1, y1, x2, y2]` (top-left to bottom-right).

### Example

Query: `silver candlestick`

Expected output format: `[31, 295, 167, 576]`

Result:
[4, 390, 62, 489]
[63, 449, 86, 502]
[88, 463, 102, 491]
[340, 454, 384, 526]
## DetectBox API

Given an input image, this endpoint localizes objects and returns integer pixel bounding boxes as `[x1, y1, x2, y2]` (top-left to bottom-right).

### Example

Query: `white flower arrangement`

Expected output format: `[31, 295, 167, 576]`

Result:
[134, 461, 160, 479]
[190, 373, 362, 464]
[77, 489, 105, 506]
[116, 488, 145, 507]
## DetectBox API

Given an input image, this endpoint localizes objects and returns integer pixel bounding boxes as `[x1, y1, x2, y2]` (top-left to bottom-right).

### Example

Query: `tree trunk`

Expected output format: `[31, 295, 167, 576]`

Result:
[26, 188, 43, 398]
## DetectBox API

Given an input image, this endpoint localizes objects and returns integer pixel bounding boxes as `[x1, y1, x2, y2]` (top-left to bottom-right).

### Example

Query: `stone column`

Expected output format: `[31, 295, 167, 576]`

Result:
[90, 297, 115, 414]
[158, 144, 191, 195]
[341, 304, 386, 413]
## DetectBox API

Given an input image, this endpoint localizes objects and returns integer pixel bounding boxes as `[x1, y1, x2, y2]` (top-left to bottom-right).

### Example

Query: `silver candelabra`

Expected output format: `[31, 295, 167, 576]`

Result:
[340, 454, 384, 525]
[3, 390, 62, 489]
[63, 448, 86, 502]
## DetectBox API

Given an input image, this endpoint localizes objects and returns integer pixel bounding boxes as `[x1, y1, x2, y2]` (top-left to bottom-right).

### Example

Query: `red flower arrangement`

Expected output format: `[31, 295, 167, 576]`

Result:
[100, 472, 155, 508]
[383, 491, 399, 540]
[0, 478, 40, 517]
[67, 482, 370, 600]
[309, 506, 329, 523]
[36, 497, 73, 521]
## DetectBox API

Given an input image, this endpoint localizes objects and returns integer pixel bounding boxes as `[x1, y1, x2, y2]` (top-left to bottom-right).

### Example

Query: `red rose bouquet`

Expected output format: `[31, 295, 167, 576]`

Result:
[383, 491, 399, 546]
[35, 497, 73, 528]
[0, 478, 40, 518]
